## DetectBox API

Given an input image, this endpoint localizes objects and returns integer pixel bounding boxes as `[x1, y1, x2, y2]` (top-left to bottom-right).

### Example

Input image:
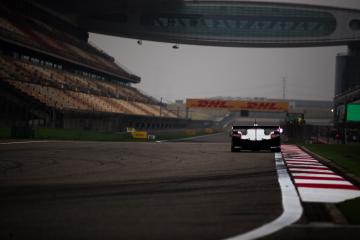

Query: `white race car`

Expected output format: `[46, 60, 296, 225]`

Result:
[231, 124, 281, 152]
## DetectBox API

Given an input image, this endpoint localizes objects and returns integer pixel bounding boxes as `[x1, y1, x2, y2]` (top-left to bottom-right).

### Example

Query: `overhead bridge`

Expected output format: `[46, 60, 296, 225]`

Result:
[33, 0, 360, 47]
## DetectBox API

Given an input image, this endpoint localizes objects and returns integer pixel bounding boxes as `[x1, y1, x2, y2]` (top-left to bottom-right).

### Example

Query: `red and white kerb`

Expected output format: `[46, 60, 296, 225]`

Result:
[281, 145, 360, 203]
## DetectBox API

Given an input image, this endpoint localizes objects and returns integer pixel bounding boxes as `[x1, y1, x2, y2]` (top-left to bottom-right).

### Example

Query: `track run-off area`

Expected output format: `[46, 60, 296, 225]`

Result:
[0, 133, 359, 240]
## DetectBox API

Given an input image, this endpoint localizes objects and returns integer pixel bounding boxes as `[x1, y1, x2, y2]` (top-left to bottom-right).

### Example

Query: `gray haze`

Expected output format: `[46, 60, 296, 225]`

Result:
[90, 0, 360, 103]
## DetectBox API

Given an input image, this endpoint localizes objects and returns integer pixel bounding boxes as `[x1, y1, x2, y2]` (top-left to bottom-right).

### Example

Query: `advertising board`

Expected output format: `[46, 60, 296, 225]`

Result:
[186, 99, 288, 112]
[346, 104, 360, 122]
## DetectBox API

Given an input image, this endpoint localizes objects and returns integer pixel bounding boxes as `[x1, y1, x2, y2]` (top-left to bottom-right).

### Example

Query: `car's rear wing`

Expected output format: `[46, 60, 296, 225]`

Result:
[232, 126, 280, 129]
[231, 125, 283, 135]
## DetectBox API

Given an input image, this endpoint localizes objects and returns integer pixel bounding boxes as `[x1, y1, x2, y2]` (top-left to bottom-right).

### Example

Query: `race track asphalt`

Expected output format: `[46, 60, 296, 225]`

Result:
[0, 133, 282, 240]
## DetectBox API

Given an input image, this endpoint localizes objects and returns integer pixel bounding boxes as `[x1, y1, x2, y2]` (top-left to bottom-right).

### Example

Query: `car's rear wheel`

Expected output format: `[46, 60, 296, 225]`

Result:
[231, 143, 237, 152]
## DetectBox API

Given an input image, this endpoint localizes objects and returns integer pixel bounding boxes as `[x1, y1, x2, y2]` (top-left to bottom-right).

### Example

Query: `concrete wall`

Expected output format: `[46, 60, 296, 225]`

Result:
[60, 110, 213, 133]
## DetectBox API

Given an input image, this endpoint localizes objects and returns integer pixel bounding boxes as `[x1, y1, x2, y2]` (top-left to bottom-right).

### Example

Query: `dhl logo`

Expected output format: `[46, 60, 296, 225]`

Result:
[245, 102, 280, 110]
[197, 100, 227, 108]
[187, 99, 288, 111]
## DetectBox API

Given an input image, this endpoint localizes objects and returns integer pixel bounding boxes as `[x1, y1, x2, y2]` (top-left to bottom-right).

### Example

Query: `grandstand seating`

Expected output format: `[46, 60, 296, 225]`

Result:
[0, 7, 133, 80]
[0, 55, 177, 118]
[0, 2, 177, 120]
[0, 17, 25, 37]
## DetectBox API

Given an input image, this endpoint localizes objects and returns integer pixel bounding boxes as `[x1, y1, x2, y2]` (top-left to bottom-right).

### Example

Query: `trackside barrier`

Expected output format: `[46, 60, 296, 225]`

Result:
[148, 135, 156, 140]
[0, 127, 11, 139]
[126, 127, 136, 133]
[185, 129, 196, 136]
[204, 128, 214, 134]
[11, 126, 35, 139]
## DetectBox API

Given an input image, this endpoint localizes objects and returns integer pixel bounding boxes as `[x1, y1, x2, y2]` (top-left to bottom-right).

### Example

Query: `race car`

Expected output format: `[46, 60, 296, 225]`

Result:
[230, 124, 281, 152]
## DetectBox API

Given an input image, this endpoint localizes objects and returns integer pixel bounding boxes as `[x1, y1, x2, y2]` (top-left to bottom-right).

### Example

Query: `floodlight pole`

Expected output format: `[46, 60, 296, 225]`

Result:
[344, 106, 348, 144]
[282, 77, 286, 100]
[159, 97, 162, 117]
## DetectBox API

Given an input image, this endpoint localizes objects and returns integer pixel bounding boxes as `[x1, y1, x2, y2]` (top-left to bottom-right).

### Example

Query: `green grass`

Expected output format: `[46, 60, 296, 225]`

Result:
[154, 129, 221, 141]
[337, 198, 360, 224]
[1, 126, 221, 142]
[304, 144, 360, 177]
[304, 144, 360, 224]
[0, 127, 11, 139]
[34, 128, 128, 141]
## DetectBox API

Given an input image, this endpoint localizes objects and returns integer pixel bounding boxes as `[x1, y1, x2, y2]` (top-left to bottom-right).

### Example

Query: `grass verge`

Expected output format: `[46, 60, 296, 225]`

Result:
[1, 127, 221, 142]
[34, 128, 128, 141]
[304, 144, 360, 224]
[337, 198, 360, 224]
[0, 127, 11, 139]
[304, 144, 360, 177]
[153, 130, 221, 141]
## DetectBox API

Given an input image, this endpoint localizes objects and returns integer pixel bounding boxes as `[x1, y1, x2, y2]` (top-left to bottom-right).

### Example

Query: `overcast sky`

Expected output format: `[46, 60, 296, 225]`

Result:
[90, 0, 360, 103]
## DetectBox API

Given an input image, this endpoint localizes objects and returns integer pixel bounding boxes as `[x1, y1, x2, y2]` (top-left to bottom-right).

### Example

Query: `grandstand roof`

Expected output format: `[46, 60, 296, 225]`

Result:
[32, 0, 360, 47]
[0, 0, 141, 83]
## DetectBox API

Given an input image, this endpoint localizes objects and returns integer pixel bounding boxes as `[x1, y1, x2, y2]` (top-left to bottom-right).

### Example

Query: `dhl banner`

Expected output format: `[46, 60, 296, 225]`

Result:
[204, 128, 214, 134]
[186, 99, 288, 112]
[185, 129, 196, 136]
[132, 131, 148, 139]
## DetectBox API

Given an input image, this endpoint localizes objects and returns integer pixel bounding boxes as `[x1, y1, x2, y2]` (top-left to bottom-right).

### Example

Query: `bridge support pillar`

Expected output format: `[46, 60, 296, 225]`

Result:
[334, 41, 360, 142]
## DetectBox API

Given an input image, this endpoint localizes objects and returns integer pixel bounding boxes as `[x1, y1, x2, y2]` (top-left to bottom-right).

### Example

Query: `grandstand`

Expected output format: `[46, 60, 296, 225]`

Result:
[0, 55, 176, 117]
[0, 0, 182, 133]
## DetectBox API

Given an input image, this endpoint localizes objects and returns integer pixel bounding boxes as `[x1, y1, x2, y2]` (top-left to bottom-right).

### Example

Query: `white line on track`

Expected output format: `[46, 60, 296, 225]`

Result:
[291, 173, 343, 178]
[286, 164, 327, 168]
[285, 158, 317, 161]
[286, 156, 315, 158]
[225, 152, 303, 240]
[156, 132, 225, 142]
[298, 188, 360, 203]
[294, 179, 352, 185]
[285, 159, 318, 162]
[0, 140, 55, 145]
[283, 154, 313, 157]
[289, 168, 333, 173]
[285, 162, 323, 166]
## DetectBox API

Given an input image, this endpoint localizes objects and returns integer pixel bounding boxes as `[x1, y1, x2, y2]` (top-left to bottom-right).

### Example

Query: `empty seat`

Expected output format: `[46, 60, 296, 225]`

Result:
[1, 55, 177, 118]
